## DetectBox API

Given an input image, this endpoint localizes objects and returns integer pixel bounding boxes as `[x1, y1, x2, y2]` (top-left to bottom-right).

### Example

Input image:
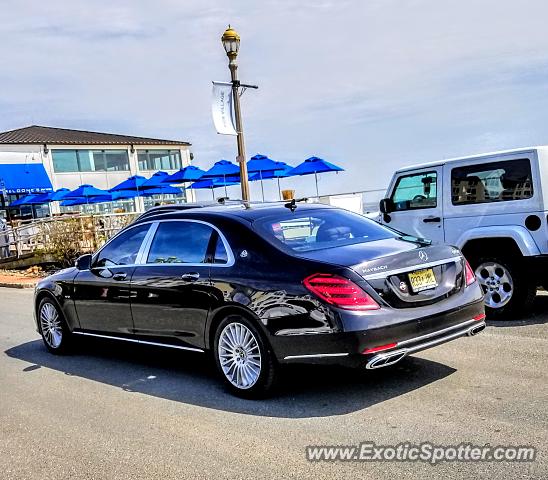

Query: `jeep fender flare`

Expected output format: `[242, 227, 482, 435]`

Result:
[456, 226, 540, 257]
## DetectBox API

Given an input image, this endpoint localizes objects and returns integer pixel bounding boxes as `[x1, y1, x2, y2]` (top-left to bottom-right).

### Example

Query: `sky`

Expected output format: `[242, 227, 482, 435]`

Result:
[1, 0, 548, 201]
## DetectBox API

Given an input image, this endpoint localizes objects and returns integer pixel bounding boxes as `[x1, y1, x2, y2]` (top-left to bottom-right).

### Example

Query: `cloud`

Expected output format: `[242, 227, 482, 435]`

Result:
[1, 0, 548, 199]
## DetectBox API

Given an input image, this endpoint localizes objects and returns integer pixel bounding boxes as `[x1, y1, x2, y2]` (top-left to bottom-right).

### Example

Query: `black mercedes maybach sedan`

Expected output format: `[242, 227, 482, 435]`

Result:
[34, 202, 486, 397]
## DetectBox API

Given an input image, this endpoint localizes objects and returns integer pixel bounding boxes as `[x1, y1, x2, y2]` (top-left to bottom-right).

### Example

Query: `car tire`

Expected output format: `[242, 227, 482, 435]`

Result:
[213, 315, 278, 398]
[470, 255, 536, 320]
[37, 297, 73, 354]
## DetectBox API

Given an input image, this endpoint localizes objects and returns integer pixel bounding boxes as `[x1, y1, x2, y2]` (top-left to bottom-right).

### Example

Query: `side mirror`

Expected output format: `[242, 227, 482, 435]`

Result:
[75, 254, 92, 271]
[379, 198, 394, 214]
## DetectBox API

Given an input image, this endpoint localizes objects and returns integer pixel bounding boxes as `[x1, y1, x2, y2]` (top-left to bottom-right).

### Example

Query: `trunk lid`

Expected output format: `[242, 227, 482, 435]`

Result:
[295, 238, 466, 308]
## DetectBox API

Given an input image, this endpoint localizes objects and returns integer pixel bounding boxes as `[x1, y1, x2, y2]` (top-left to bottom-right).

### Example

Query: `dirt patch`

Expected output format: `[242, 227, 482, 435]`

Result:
[0, 267, 47, 288]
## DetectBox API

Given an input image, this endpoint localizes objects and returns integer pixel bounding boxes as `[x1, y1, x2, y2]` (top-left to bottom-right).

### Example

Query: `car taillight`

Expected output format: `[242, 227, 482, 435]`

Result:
[464, 260, 476, 286]
[303, 273, 380, 311]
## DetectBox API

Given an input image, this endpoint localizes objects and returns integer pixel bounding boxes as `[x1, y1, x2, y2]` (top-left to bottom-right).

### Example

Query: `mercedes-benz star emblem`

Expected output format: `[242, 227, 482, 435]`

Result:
[418, 250, 428, 262]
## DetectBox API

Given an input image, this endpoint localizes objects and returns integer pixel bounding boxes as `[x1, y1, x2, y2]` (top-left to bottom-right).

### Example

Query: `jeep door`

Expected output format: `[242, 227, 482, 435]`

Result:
[382, 167, 445, 243]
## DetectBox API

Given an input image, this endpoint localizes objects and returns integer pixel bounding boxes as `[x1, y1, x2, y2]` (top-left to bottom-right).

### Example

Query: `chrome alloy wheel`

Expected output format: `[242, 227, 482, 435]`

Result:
[475, 262, 514, 309]
[40, 302, 63, 349]
[218, 322, 262, 389]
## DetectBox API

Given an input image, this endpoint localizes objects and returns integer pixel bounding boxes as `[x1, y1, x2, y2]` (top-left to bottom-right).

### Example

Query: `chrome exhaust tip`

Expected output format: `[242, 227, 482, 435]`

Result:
[467, 322, 486, 336]
[365, 349, 408, 369]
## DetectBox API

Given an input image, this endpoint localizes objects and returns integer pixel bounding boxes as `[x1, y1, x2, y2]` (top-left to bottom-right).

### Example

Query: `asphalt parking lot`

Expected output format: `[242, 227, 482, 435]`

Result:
[0, 287, 546, 479]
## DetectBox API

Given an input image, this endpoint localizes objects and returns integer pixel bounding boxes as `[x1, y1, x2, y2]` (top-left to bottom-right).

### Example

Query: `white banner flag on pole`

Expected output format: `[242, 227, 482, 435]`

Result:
[212, 81, 237, 136]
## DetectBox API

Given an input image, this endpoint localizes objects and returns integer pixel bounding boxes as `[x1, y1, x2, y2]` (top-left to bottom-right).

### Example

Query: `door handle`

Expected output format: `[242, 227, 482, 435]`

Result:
[423, 216, 441, 223]
[181, 272, 200, 281]
[112, 272, 128, 281]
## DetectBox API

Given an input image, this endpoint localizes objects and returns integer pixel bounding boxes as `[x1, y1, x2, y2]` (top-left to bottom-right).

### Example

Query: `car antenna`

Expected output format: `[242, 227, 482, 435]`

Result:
[284, 197, 308, 212]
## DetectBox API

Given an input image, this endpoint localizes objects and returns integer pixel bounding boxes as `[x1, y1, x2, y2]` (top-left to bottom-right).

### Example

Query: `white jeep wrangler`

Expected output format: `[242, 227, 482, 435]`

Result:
[379, 146, 548, 318]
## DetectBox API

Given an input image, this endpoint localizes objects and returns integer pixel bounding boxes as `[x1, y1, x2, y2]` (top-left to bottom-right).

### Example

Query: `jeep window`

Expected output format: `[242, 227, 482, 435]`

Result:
[391, 172, 437, 211]
[451, 159, 533, 205]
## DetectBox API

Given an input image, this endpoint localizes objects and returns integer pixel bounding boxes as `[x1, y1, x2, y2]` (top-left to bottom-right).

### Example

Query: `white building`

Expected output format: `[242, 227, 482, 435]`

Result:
[0, 125, 194, 216]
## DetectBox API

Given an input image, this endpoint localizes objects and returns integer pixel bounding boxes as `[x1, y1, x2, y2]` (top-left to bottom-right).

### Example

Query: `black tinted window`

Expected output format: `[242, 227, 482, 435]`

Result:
[147, 221, 214, 264]
[95, 224, 150, 268]
[255, 209, 396, 252]
[451, 159, 533, 205]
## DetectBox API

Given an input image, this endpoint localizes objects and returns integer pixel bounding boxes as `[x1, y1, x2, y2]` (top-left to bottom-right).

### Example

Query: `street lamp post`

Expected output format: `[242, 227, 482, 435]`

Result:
[221, 25, 250, 202]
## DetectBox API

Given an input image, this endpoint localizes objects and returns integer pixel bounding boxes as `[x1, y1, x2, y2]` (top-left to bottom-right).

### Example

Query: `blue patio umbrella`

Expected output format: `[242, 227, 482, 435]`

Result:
[109, 175, 147, 192]
[200, 160, 241, 198]
[49, 188, 72, 201]
[111, 190, 139, 201]
[162, 166, 206, 184]
[247, 154, 281, 201]
[201, 160, 240, 179]
[65, 184, 110, 199]
[64, 184, 111, 211]
[61, 194, 113, 206]
[287, 156, 344, 197]
[28, 192, 54, 204]
[9, 195, 41, 207]
[87, 194, 114, 204]
[190, 178, 240, 200]
[141, 171, 170, 189]
[140, 186, 182, 197]
[249, 160, 294, 200]
[60, 198, 85, 207]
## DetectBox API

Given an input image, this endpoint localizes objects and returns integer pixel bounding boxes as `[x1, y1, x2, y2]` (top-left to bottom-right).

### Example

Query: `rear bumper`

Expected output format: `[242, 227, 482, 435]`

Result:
[364, 318, 485, 369]
[273, 295, 485, 365]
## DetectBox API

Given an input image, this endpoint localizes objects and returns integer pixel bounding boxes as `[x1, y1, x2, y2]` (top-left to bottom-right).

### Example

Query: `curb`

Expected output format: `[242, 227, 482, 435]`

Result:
[0, 282, 37, 289]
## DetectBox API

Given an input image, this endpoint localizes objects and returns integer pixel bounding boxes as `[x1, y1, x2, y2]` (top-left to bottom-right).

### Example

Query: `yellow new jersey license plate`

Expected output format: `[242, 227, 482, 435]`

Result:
[408, 268, 437, 292]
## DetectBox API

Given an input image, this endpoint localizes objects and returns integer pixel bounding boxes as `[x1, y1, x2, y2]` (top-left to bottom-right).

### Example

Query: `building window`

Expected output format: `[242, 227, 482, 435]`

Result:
[137, 150, 182, 171]
[52, 149, 129, 173]
[52, 150, 79, 173]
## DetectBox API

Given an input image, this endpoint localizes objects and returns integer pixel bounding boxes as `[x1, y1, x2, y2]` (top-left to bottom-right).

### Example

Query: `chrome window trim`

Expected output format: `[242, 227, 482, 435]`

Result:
[90, 217, 235, 270]
[135, 222, 159, 264]
[142, 218, 235, 268]
[362, 255, 463, 280]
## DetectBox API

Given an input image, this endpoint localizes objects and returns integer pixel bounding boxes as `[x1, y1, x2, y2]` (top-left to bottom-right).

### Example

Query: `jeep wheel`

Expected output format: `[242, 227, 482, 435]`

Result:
[472, 256, 536, 319]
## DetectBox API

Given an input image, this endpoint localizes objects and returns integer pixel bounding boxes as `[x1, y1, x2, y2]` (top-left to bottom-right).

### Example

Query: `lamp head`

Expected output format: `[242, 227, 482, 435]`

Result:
[222, 25, 240, 58]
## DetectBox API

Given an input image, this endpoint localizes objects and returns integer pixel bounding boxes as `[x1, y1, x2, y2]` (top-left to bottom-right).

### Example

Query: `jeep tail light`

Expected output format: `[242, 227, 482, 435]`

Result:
[303, 273, 380, 311]
[464, 260, 476, 286]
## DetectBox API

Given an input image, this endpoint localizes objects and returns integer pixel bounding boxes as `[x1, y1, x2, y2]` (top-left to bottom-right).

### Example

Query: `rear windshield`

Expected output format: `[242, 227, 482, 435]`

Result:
[254, 208, 396, 252]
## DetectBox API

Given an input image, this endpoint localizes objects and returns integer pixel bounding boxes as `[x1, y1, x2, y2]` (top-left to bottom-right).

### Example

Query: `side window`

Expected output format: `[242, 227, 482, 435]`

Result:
[147, 221, 214, 264]
[94, 224, 150, 268]
[451, 159, 533, 205]
[391, 172, 437, 211]
[213, 237, 229, 264]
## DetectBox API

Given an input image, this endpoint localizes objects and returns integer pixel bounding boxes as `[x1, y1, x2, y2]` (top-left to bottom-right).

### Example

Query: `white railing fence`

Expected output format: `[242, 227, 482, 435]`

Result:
[0, 212, 138, 263]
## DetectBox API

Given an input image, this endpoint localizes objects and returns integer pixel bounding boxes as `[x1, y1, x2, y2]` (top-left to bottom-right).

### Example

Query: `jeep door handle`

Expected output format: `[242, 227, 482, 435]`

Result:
[423, 216, 441, 223]
[181, 272, 200, 281]
[112, 272, 127, 281]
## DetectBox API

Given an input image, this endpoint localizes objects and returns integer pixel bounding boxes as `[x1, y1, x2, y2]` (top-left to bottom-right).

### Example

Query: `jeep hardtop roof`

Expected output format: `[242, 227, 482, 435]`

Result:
[395, 146, 548, 174]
